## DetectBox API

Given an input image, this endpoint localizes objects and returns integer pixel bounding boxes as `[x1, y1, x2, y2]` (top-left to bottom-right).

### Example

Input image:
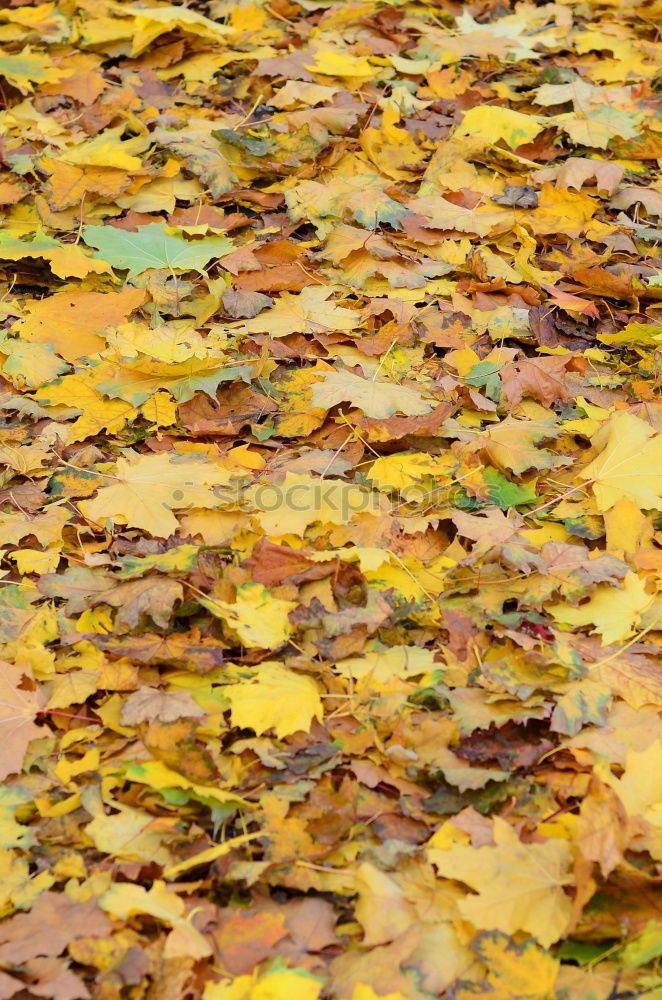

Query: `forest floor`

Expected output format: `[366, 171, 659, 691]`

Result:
[0, 0, 661, 998]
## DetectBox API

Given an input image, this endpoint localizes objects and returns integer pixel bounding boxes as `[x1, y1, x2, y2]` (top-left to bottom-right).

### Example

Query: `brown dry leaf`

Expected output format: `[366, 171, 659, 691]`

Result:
[24, 957, 90, 1000]
[0, 895, 111, 964]
[577, 776, 629, 877]
[554, 158, 624, 195]
[41, 158, 135, 211]
[0, 971, 22, 1000]
[500, 355, 572, 407]
[120, 687, 205, 725]
[212, 910, 289, 975]
[95, 578, 184, 630]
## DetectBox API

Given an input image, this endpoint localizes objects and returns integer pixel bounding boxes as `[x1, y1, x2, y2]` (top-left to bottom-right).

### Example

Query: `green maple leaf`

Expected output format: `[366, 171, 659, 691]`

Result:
[484, 468, 538, 509]
[82, 224, 234, 278]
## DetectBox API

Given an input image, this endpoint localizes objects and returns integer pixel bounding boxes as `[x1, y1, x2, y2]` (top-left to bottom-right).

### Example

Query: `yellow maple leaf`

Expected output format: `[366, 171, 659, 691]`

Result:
[124, 760, 246, 807]
[1, 339, 67, 389]
[550, 571, 654, 646]
[253, 966, 323, 1000]
[270, 81, 340, 109]
[455, 105, 544, 149]
[33, 371, 138, 442]
[580, 411, 662, 512]
[106, 322, 213, 362]
[354, 862, 415, 945]
[368, 452, 455, 491]
[224, 662, 323, 738]
[246, 471, 379, 537]
[9, 549, 59, 575]
[47, 244, 113, 279]
[130, 3, 232, 55]
[230, 3, 265, 33]
[244, 286, 357, 338]
[99, 880, 211, 959]
[40, 156, 134, 213]
[85, 805, 177, 866]
[0, 850, 52, 919]
[343, 986, 409, 1000]
[140, 390, 178, 427]
[100, 879, 186, 923]
[0, 508, 69, 548]
[81, 451, 232, 537]
[0, 230, 111, 279]
[47, 669, 100, 711]
[336, 646, 437, 691]
[608, 740, 662, 825]
[526, 183, 597, 238]
[204, 966, 323, 1000]
[463, 930, 559, 1000]
[63, 125, 147, 171]
[428, 817, 573, 948]
[360, 104, 427, 180]
[0, 49, 64, 93]
[305, 51, 373, 78]
[204, 977, 253, 1000]
[408, 193, 506, 237]
[311, 370, 432, 419]
[201, 582, 296, 650]
[15, 286, 144, 362]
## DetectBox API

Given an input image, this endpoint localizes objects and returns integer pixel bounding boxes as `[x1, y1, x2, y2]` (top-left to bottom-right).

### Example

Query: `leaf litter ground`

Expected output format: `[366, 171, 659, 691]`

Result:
[0, 0, 661, 998]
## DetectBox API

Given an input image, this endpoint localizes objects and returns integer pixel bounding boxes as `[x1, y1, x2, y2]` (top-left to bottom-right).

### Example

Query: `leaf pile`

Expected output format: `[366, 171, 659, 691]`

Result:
[0, 0, 661, 998]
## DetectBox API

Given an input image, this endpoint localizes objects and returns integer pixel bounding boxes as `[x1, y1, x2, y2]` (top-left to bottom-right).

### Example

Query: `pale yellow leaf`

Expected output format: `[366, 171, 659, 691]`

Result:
[428, 817, 573, 947]
[580, 411, 662, 512]
[81, 452, 232, 537]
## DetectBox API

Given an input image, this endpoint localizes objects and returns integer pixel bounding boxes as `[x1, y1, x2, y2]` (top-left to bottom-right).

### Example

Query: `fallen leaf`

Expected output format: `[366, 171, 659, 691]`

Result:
[311, 371, 433, 419]
[200, 583, 296, 650]
[428, 818, 573, 948]
[580, 411, 662, 512]
[82, 224, 234, 278]
[456, 106, 545, 149]
[81, 452, 232, 537]
[224, 662, 323, 738]
[120, 687, 205, 725]
[0, 662, 44, 781]
[0, 0, 660, 991]
[550, 572, 653, 645]
[0, 894, 111, 963]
